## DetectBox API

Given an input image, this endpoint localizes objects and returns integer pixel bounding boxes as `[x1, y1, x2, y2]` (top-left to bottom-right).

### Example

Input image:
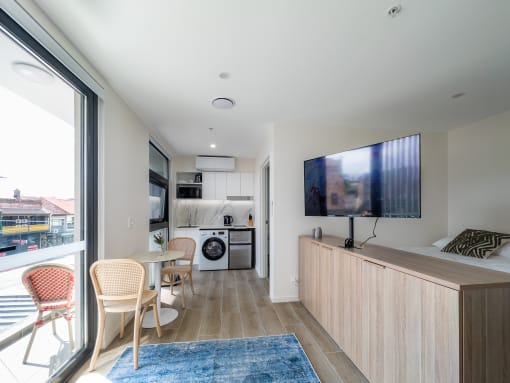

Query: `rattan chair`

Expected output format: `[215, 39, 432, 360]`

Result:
[89, 259, 162, 371]
[161, 237, 196, 308]
[21, 263, 75, 364]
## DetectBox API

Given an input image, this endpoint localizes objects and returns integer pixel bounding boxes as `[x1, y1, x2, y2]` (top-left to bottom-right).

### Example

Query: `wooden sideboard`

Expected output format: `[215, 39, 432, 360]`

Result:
[299, 235, 510, 383]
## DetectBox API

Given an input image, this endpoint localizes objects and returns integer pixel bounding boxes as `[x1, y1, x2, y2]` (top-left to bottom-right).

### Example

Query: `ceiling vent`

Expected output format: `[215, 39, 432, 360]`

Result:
[195, 156, 235, 172]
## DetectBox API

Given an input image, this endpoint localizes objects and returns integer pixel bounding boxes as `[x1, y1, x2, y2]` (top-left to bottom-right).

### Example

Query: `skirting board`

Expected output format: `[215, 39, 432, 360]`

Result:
[270, 295, 300, 303]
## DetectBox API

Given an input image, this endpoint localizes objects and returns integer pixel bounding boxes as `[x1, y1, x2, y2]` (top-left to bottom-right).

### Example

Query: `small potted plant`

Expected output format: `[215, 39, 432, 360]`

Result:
[153, 233, 165, 255]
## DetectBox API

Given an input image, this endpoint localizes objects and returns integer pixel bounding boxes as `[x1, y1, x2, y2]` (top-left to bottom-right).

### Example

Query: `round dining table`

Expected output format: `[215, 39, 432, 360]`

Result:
[130, 249, 184, 328]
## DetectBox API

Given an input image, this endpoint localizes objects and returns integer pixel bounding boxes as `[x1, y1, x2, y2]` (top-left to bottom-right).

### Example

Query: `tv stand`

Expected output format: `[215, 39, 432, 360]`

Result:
[299, 235, 510, 383]
[343, 216, 355, 248]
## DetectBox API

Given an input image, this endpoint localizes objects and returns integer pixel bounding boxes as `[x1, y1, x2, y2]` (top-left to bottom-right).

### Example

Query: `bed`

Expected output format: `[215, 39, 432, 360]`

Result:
[398, 238, 510, 274]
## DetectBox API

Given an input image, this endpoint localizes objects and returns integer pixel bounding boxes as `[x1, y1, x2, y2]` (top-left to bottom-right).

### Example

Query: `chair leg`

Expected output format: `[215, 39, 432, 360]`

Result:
[189, 271, 195, 295]
[88, 311, 106, 372]
[67, 315, 74, 351]
[23, 311, 42, 364]
[152, 300, 162, 338]
[51, 312, 57, 335]
[180, 275, 185, 308]
[120, 312, 125, 339]
[133, 309, 141, 370]
[170, 273, 174, 295]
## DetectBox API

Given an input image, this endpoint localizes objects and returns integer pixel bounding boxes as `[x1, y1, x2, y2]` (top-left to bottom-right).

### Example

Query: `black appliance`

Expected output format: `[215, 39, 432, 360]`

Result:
[223, 215, 233, 225]
[304, 134, 421, 247]
[176, 184, 202, 199]
[304, 134, 421, 218]
[229, 229, 254, 269]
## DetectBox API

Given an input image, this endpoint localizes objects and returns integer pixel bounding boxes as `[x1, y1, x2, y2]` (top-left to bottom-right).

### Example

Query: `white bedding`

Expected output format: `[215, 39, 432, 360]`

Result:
[398, 246, 510, 274]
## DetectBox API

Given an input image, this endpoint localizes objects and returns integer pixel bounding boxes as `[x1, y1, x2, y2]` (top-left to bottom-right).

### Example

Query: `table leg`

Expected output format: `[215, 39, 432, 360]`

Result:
[142, 261, 178, 328]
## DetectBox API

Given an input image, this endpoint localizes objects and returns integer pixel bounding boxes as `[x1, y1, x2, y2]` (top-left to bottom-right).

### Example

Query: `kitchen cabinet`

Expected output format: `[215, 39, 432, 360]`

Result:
[240, 172, 254, 196]
[204, 171, 254, 199]
[226, 173, 241, 196]
[226, 172, 254, 197]
[202, 172, 226, 200]
[299, 235, 510, 383]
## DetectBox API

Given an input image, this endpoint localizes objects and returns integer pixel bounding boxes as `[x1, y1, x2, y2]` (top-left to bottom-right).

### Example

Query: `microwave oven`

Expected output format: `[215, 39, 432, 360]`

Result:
[176, 184, 202, 199]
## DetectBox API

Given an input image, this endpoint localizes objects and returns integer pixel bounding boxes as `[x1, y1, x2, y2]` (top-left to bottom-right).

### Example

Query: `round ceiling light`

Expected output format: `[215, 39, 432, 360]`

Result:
[12, 61, 54, 84]
[211, 97, 235, 109]
[210, 143, 216, 149]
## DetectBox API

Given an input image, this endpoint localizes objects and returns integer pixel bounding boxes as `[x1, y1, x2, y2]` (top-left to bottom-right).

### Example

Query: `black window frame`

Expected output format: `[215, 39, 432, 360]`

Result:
[149, 142, 169, 232]
[0, 9, 98, 383]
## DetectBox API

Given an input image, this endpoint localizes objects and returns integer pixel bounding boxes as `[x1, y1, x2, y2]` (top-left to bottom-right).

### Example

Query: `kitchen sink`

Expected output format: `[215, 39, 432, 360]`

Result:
[176, 225, 200, 228]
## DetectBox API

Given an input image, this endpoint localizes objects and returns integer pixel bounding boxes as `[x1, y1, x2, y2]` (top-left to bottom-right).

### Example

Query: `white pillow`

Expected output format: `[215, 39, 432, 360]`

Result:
[432, 235, 456, 249]
[494, 241, 510, 258]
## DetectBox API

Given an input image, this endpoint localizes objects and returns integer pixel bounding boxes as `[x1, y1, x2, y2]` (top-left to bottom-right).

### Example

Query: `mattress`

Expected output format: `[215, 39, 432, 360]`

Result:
[397, 245, 510, 274]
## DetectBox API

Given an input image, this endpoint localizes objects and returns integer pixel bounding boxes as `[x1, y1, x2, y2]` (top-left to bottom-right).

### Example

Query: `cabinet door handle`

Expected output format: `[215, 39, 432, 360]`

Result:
[363, 259, 386, 269]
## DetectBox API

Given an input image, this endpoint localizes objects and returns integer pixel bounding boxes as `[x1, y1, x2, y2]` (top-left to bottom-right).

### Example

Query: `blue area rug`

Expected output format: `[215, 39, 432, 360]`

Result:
[107, 334, 320, 382]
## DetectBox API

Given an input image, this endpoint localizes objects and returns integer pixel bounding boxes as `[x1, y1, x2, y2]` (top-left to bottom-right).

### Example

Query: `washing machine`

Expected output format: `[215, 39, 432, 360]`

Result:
[199, 229, 229, 271]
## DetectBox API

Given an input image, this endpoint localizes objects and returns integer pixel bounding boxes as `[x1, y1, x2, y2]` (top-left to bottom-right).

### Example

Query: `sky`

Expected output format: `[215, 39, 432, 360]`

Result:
[0, 85, 76, 199]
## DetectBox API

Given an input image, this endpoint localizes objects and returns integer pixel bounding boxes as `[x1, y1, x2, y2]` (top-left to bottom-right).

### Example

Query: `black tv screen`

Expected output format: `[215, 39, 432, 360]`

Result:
[304, 134, 421, 218]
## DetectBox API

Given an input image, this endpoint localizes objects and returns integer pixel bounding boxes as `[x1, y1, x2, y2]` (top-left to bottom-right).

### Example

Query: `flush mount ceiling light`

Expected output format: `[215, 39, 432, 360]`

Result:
[387, 4, 402, 17]
[210, 143, 216, 149]
[212, 97, 235, 109]
[12, 61, 54, 84]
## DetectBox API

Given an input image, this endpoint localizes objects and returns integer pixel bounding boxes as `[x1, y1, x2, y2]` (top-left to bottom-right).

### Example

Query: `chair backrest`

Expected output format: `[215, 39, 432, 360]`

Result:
[168, 237, 196, 265]
[89, 259, 145, 302]
[22, 263, 74, 305]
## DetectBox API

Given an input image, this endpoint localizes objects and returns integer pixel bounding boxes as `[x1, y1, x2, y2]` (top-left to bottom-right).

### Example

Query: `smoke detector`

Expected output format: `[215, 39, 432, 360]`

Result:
[387, 5, 402, 17]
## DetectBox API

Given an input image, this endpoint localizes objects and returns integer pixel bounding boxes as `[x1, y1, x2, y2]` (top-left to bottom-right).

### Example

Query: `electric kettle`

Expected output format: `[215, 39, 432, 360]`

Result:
[223, 215, 233, 225]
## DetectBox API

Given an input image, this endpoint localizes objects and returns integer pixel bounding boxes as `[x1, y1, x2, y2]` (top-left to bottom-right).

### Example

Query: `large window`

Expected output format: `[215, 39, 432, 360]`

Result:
[149, 143, 169, 250]
[0, 10, 97, 383]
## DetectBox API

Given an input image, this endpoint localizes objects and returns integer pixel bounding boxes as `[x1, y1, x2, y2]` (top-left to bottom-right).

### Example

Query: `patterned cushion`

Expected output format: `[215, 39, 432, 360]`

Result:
[442, 229, 510, 259]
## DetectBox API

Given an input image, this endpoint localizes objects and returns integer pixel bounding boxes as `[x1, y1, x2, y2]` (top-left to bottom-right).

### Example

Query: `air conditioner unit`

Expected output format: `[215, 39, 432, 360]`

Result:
[195, 156, 235, 172]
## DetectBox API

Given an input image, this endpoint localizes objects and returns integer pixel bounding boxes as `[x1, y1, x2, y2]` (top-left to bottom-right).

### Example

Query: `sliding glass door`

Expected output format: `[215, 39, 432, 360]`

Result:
[0, 10, 97, 383]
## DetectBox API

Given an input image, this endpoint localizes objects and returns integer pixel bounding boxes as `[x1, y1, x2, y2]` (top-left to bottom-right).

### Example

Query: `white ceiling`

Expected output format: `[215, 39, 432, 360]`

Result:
[34, 0, 510, 158]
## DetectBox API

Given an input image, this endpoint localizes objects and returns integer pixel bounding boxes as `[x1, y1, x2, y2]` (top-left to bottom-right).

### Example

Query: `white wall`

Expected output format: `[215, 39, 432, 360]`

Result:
[253, 127, 274, 280]
[270, 123, 448, 301]
[448, 109, 510, 236]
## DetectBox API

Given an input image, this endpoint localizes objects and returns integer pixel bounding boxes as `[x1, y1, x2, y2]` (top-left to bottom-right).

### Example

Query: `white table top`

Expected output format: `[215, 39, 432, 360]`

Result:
[130, 250, 184, 263]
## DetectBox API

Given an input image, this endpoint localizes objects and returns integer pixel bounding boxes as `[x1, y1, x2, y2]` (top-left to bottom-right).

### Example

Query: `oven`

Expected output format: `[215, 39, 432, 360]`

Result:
[229, 229, 254, 269]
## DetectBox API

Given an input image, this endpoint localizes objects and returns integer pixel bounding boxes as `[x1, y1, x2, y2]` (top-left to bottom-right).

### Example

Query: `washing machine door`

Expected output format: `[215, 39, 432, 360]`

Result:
[202, 237, 227, 261]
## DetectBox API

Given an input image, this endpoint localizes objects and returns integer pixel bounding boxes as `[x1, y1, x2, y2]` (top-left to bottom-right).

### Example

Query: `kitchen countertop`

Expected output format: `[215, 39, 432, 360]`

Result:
[175, 225, 254, 230]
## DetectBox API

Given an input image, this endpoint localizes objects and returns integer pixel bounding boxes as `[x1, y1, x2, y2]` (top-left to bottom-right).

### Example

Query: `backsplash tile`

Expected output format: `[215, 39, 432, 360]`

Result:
[175, 200, 254, 227]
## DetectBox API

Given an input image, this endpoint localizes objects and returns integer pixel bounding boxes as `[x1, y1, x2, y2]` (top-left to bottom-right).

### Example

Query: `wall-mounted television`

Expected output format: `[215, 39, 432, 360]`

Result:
[304, 134, 421, 219]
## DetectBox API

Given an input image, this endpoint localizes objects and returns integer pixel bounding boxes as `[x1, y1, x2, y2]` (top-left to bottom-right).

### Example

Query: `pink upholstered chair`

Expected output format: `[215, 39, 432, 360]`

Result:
[21, 263, 75, 364]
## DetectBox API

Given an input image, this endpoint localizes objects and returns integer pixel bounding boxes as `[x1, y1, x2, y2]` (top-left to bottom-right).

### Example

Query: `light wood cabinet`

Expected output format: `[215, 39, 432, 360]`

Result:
[299, 235, 510, 383]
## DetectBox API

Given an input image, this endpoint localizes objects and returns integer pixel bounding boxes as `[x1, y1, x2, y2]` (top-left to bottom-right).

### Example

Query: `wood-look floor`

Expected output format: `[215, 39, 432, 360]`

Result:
[72, 268, 368, 383]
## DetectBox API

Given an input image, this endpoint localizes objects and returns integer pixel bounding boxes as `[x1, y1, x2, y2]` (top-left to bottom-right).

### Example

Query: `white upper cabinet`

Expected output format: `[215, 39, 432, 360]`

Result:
[240, 172, 254, 196]
[202, 171, 253, 199]
[201, 172, 215, 199]
[226, 173, 241, 196]
[215, 172, 227, 200]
